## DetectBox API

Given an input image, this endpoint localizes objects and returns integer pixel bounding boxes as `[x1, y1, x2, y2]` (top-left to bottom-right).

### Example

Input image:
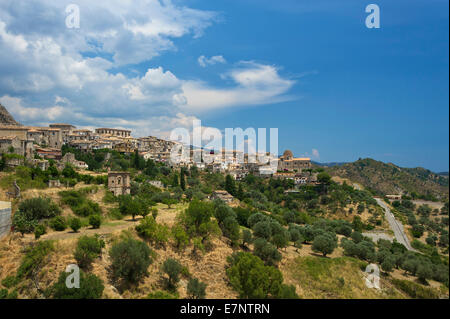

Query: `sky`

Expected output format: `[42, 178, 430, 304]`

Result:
[0, 0, 448, 172]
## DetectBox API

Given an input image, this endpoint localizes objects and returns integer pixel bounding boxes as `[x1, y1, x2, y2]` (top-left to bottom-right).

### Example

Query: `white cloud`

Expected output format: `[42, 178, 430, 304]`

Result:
[312, 148, 320, 159]
[0, 2, 297, 138]
[182, 62, 295, 111]
[198, 55, 226, 67]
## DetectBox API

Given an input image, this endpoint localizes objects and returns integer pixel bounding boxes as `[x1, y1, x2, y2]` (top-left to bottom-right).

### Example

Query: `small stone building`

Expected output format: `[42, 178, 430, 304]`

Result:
[108, 172, 131, 196]
[210, 190, 234, 204]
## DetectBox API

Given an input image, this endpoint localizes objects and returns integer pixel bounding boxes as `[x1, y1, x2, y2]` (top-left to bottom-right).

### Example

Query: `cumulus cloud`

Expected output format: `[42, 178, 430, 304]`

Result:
[198, 55, 226, 67]
[0, 1, 297, 138]
[182, 62, 295, 111]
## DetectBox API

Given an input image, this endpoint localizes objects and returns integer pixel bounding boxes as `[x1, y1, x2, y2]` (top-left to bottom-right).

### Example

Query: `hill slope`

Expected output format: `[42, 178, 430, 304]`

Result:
[0, 103, 21, 126]
[325, 158, 449, 200]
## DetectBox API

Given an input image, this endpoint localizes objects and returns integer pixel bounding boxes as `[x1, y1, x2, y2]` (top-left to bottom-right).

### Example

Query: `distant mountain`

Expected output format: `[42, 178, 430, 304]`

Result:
[312, 161, 347, 167]
[326, 158, 449, 200]
[0, 103, 21, 126]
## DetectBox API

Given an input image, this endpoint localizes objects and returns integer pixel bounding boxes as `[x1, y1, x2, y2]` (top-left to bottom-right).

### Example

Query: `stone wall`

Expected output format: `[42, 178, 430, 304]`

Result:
[0, 201, 12, 239]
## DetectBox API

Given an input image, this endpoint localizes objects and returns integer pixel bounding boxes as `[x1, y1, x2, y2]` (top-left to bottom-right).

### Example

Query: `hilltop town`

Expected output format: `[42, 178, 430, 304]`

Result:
[0, 104, 448, 300]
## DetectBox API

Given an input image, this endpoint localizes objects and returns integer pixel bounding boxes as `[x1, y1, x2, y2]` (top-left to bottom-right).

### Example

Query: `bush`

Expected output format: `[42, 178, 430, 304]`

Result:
[171, 224, 189, 251]
[49, 270, 104, 299]
[109, 238, 153, 285]
[89, 214, 102, 229]
[18, 197, 61, 220]
[391, 279, 439, 299]
[226, 252, 293, 299]
[147, 290, 178, 299]
[69, 218, 82, 232]
[241, 229, 253, 247]
[136, 216, 169, 248]
[34, 224, 46, 239]
[187, 277, 207, 299]
[16, 241, 54, 280]
[162, 258, 183, 290]
[49, 216, 67, 231]
[74, 235, 105, 269]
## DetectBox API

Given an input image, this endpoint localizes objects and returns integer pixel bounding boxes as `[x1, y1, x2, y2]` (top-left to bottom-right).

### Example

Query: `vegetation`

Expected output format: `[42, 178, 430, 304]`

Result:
[109, 238, 153, 285]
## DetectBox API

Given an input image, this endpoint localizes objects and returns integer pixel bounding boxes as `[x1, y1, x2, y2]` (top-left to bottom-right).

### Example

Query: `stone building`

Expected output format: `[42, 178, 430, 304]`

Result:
[210, 190, 234, 204]
[96, 128, 131, 138]
[0, 135, 34, 159]
[277, 150, 311, 172]
[108, 172, 131, 196]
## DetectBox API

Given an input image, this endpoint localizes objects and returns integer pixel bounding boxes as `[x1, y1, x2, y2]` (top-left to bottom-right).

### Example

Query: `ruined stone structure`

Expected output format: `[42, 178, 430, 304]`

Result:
[108, 172, 131, 196]
[277, 150, 312, 172]
[210, 190, 234, 204]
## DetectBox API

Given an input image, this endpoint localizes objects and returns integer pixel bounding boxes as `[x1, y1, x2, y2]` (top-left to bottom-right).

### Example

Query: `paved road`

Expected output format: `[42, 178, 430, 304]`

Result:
[375, 198, 414, 251]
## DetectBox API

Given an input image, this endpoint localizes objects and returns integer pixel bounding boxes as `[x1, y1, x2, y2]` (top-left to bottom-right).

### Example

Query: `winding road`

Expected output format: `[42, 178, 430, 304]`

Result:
[375, 198, 414, 251]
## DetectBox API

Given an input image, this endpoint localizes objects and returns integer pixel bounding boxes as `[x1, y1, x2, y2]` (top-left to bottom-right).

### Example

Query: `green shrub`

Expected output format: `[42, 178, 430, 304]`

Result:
[162, 258, 183, 290]
[89, 214, 102, 229]
[16, 241, 54, 280]
[50, 216, 67, 231]
[109, 238, 153, 285]
[74, 235, 105, 269]
[147, 290, 178, 299]
[49, 270, 104, 299]
[391, 279, 440, 299]
[69, 218, 82, 232]
[187, 277, 207, 299]
[1, 275, 19, 288]
[136, 216, 169, 248]
[226, 252, 296, 299]
[34, 224, 47, 239]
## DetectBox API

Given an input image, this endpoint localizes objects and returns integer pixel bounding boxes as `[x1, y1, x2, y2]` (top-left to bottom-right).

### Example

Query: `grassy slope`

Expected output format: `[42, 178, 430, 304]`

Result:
[325, 158, 449, 199]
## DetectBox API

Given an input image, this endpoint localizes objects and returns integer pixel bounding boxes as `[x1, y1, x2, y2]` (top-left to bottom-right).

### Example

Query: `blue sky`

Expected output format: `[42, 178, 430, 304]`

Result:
[0, 0, 448, 171]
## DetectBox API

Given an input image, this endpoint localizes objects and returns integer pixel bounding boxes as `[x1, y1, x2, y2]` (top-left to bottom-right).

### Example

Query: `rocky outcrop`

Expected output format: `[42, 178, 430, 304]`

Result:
[0, 103, 21, 126]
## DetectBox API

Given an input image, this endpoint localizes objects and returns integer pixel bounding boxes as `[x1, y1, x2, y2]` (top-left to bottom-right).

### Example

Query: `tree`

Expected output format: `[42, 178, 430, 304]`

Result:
[225, 175, 236, 196]
[180, 170, 186, 191]
[136, 216, 169, 248]
[50, 270, 104, 299]
[187, 278, 207, 299]
[89, 214, 101, 229]
[163, 198, 178, 209]
[171, 173, 179, 187]
[74, 235, 105, 269]
[312, 233, 337, 257]
[253, 238, 282, 266]
[162, 258, 183, 289]
[69, 217, 82, 232]
[226, 252, 285, 299]
[13, 212, 37, 236]
[417, 262, 433, 283]
[272, 231, 289, 250]
[252, 221, 272, 241]
[236, 183, 244, 201]
[109, 238, 153, 285]
[222, 216, 240, 246]
[171, 224, 189, 251]
[241, 229, 253, 248]
[381, 255, 395, 273]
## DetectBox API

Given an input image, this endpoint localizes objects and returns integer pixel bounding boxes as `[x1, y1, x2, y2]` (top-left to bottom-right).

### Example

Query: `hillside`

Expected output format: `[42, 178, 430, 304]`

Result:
[325, 158, 449, 200]
[0, 103, 21, 126]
